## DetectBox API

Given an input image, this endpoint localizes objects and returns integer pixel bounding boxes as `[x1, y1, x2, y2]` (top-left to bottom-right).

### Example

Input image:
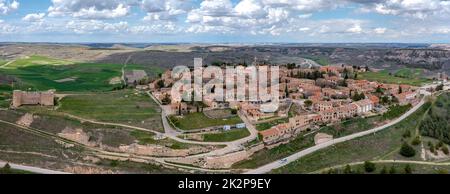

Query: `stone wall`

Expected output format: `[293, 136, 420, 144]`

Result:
[12, 90, 55, 108]
[165, 144, 265, 169]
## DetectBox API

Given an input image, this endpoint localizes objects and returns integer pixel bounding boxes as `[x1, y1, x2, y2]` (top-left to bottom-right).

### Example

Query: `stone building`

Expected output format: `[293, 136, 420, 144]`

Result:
[12, 90, 55, 108]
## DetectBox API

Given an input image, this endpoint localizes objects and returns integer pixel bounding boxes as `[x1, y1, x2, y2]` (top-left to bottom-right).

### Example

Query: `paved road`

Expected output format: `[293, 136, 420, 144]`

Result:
[245, 98, 426, 174]
[0, 161, 70, 174]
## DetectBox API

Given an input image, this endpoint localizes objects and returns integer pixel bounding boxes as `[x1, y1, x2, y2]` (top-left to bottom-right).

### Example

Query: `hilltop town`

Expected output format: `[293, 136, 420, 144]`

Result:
[149, 61, 425, 150]
[1, 45, 450, 174]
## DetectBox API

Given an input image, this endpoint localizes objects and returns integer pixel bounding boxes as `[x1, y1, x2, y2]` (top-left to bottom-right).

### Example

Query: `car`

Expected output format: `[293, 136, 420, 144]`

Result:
[279, 158, 288, 164]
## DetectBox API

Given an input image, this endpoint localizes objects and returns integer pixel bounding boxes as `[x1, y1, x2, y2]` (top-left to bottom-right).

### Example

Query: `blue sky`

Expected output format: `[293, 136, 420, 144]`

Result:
[1, 0, 450, 43]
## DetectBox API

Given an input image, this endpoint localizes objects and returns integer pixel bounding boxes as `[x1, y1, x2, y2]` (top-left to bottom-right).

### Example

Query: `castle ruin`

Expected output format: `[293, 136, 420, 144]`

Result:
[12, 90, 55, 108]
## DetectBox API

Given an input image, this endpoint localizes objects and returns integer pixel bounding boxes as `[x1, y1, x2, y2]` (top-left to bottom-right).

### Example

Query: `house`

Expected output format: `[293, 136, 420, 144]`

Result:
[289, 115, 312, 130]
[259, 123, 292, 144]
[320, 104, 357, 122]
[353, 99, 374, 114]
[171, 102, 188, 114]
[394, 91, 417, 105]
[367, 94, 380, 106]
[313, 101, 333, 111]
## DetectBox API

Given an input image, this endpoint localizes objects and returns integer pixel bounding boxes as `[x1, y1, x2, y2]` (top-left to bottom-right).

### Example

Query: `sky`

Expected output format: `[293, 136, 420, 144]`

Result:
[0, 0, 450, 43]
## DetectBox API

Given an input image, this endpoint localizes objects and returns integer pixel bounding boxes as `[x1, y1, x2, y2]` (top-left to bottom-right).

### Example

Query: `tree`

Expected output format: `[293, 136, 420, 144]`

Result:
[231, 109, 238, 115]
[411, 136, 421, 146]
[400, 142, 416, 158]
[380, 166, 388, 174]
[304, 100, 313, 108]
[404, 164, 413, 174]
[436, 84, 444, 91]
[364, 161, 376, 173]
[161, 94, 171, 105]
[442, 146, 449, 155]
[156, 80, 165, 89]
[0, 163, 11, 174]
[389, 166, 397, 174]
[402, 130, 411, 138]
[343, 165, 352, 174]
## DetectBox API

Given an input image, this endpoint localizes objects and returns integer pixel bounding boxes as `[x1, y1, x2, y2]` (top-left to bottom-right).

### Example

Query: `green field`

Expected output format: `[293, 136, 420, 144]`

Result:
[58, 90, 163, 132]
[271, 101, 431, 174]
[302, 55, 330, 66]
[0, 55, 164, 92]
[394, 68, 425, 79]
[203, 128, 250, 142]
[2, 55, 74, 69]
[0, 84, 12, 108]
[0, 60, 7, 66]
[169, 112, 243, 131]
[358, 70, 430, 86]
[0, 62, 124, 92]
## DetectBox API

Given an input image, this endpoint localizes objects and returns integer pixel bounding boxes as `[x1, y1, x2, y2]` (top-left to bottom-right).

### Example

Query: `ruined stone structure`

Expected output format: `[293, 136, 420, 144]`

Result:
[12, 90, 55, 108]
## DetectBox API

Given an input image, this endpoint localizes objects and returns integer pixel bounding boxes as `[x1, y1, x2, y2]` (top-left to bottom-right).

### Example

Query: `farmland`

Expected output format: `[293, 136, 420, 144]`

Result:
[0, 62, 124, 92]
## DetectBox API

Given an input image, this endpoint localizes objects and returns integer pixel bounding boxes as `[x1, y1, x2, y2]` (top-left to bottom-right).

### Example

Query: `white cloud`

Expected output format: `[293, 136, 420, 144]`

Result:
[141, 0, 195, 21]
[48, 0, 131, 19]
[22, 13, 46, 22]
[65, 20, 129, 34]
[373, 27, 387, 34]
[0, 0, 19, 15]
[347, 24, 363, 34]
[358, 0, 450, 19]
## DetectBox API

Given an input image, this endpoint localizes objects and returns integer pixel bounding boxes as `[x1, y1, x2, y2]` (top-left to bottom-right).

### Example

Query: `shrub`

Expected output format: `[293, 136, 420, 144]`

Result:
[364, 161, 376, 173]
[402, 130, 411, 138]
[404, 164, 413, 174]
[380, 166, 388, 174]
[400, 142, 416, 157]
[343, 165, 352, 174]
[442, 146, 449, 155]
[389, 166, 397, 174]
[411, 136, 421, 146]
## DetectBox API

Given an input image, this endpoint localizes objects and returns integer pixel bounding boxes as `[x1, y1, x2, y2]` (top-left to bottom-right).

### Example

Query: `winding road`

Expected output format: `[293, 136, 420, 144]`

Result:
[245, 97, 426, 174]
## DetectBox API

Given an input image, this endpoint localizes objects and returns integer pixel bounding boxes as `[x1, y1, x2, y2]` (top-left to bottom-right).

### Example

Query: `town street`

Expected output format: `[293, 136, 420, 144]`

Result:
[245, 97, 426, 174]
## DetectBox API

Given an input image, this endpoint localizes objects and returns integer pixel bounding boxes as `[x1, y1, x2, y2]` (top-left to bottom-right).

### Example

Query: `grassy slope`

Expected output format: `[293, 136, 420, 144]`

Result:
[271, 102, 431, 174]
[58, 90, 163, 132]
[358, 70, 430, 86]
[203, 128, 251, 142]
[169, 112, 243, 130]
